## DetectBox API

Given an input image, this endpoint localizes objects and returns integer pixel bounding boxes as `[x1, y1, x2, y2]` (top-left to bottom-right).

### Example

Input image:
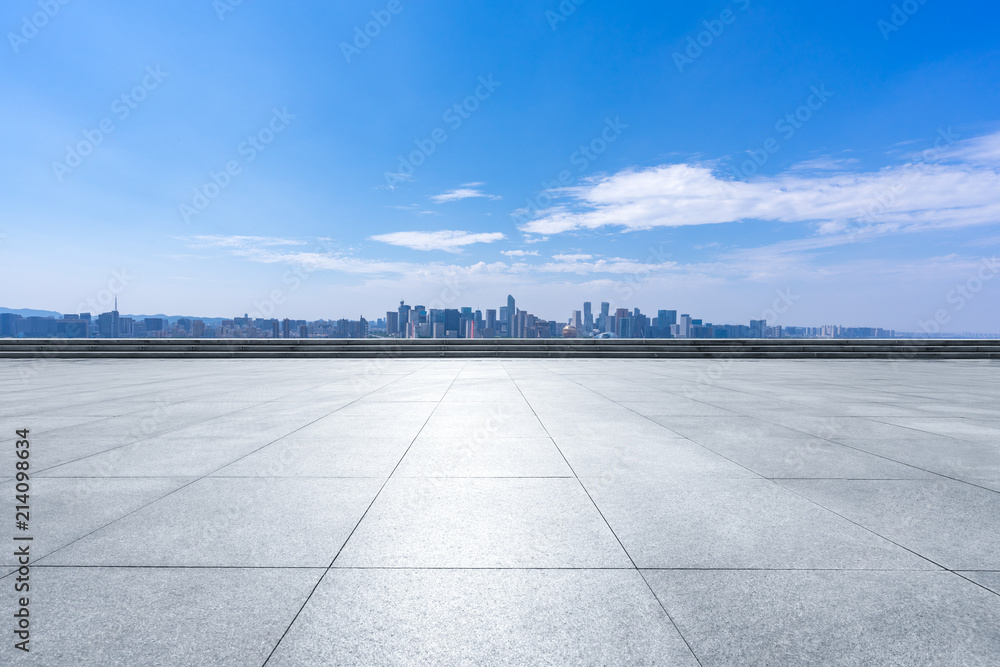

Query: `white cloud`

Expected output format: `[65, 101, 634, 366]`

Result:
[430, 186, 502, 203]
[518, 131, 1000, 238]
[369, 230, 506, 252]
[187, 235, 307, 249]
[551, 253, 593, 262]
[501, 249, 539, 257]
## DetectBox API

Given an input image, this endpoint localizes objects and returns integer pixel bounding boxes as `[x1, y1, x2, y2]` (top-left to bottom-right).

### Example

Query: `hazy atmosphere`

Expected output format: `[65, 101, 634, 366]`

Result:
[3, 0, 999, 331]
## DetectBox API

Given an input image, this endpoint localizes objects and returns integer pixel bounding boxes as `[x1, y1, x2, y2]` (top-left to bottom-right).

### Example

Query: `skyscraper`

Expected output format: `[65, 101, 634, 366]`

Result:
[599, 302, 610, 332]
[583, 301, 593, 333]
[397, 301, 409, 336]
[97, 296, 120, 338]
[506, 295, 515, 338]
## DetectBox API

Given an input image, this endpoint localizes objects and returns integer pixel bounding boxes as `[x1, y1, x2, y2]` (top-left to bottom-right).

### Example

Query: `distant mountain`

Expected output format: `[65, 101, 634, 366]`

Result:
[0, 307, 227, 325]
[0, 307, 64, 318]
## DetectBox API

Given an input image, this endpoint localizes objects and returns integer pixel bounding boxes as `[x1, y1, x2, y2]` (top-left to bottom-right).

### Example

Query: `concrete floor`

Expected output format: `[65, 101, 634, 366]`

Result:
[2, 358, 1000, 665]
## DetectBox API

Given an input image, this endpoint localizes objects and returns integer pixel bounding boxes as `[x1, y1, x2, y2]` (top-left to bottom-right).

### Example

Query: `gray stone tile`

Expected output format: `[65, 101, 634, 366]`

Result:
[0, 567, 321, 666]
[646, 570, 1000, 667]
[777, 479, 1000, 570]
[268, 569, 698, 666]
[394, 436, 571, 477]
[835, 436, 1000, 481]
[690, 437, 935, 479]
[0, 477, 187, 564]
[586, 477, 932, 569]
[212, 436, 412, 477]
[555, 437, 757, 480]
[419, 412, 550, 438]
[334, 477, 631, 568]
[650, 415, 806, 439]
[37, 435, 270, 478]
[874, 417, 1000, 443]
[958, 571, 1000, 595]
[45, 477, 383, 567]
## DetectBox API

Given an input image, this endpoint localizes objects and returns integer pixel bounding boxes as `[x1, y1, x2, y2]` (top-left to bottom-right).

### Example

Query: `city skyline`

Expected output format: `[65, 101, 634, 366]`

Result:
[3, 290, 996, 339]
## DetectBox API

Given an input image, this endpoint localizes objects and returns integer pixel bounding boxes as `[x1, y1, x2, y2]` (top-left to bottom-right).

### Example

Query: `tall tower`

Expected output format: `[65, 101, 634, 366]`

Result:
[506, 294, 515, 338]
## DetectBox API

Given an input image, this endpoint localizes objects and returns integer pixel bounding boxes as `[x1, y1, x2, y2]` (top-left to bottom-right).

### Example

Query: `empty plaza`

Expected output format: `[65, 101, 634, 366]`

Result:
[3, 358, 1000, 665]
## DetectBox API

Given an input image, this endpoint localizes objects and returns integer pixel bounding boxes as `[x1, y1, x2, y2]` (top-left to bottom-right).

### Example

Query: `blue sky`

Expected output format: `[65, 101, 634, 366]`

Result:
[2, 0, 999, 331]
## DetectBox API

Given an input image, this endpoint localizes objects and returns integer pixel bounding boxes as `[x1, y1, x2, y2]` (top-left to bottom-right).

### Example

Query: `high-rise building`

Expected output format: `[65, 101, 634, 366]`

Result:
[599, 302, 610, 332]
[98, 299, 121, 338]
[0, 313, 21, 337]
[385, 311, 398, 337]
[583, 302, 593, 333]
[397, 301, 409, 336]
[506, 295, 515, 337]
[485, 309, 496, 332]
[678, 314, 692, 338]
[750, 319, 767, 338]
[444, 309, 460, 337]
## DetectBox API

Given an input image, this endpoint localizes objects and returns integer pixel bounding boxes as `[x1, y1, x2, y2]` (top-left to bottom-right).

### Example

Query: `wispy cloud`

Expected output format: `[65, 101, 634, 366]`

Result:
[369, 230, 506, 252]
[430, 185, 502, 203]
[501, 249, 539, 257]
[519, 131, 1000, 238]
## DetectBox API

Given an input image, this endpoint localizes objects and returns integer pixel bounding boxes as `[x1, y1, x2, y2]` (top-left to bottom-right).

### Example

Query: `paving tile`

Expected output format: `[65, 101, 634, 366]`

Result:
[0, 567, 321, 666]
[38, 435, 270, 478]
[267, 569, 698, 666]
[0, 477, 188, 564]
[834, 436, 1000, 481]
[586, 477, 932, 569]
[419, 412, 550, 438]
[45, 477, 383, 567]
[213, 436, 412, 477]
[650, 415, 807, 439]
[689, 437, 935, 479]
[554, 437, 757, 480]
[776, 479, 1000, 570]
[334, 477, 631, 568]
[958, 571, 1000, 595]
[394, 436, 571, 477]
[873, 417, 1000, 443]
[646, 570, 1000, 667]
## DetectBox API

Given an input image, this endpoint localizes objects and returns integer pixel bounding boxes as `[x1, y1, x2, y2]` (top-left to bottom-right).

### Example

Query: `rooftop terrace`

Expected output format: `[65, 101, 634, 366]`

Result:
[3, 358, 1000, 665]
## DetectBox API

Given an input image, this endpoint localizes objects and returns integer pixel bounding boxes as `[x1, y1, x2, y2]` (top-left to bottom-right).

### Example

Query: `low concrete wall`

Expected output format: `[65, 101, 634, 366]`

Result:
[1, 338, 998, 359]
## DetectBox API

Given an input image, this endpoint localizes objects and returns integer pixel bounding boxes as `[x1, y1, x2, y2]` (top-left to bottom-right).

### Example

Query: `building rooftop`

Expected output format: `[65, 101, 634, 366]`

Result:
[3, 358, 1000, 665]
